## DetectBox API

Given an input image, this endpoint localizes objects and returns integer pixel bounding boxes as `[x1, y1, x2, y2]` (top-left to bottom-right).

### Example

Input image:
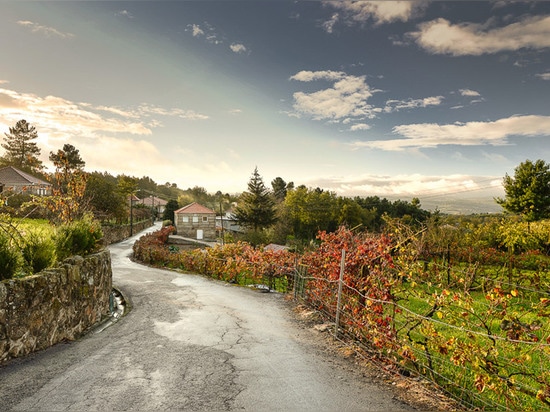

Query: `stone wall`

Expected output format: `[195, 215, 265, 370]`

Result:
[0, 250, 112, 363]
[102, 219, 153, 245]
[174, 213, 216, 240]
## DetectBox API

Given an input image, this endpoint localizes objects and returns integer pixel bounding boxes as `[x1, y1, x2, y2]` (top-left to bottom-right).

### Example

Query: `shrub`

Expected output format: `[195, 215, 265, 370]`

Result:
[22, 230, 56, 274]
[0, 232, 22, 280]
[55, 214, 103, 260]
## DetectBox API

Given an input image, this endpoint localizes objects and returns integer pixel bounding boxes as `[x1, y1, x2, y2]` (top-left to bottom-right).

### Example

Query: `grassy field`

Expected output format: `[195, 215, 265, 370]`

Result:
[391, 266, 550, 411]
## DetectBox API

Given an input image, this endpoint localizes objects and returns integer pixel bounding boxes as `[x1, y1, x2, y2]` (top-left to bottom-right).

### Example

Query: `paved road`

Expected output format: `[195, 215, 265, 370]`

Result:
[0, 224, 414, 411]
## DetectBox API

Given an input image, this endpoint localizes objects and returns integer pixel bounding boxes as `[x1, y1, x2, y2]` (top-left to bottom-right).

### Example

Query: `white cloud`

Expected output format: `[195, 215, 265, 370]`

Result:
[350, 123, 371, 131]
[0, 88, 151, 139]
[116, 10, 134, 19]
[290, 70, 346, 82]
[306, 172, 502, 199]
[0, 87, 210, 154]
[322, 1, 425, 31]
[536, 72, 550, 80]
[459, 89, 481, 97]
[322, 13, 340, 34]
[138, 104, 209, 120]
[189, 24, 204, 37]
[0, 87, 213, 179]
[384, 95, 444, 113]
[409, 15, 550, 56]
[230, 43, 248, 54]
[17, 20, 74, 39]
[289, 70, 377, 121]
[481, 151, 508, 162]
[351, 115, 550, 151]
[187, 22, 221, 44]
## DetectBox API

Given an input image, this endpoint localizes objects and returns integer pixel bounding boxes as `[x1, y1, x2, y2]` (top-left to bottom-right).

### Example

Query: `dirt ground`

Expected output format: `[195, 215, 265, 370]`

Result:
[286, 299, 464, 412]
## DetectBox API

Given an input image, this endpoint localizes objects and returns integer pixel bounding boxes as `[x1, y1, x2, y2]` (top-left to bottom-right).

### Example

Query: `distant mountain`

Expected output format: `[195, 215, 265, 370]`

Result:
[420, 196, 503, 215]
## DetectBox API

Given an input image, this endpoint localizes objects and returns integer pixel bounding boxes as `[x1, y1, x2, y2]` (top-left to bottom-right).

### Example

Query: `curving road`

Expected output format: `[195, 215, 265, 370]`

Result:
[0, 224, 414, 411]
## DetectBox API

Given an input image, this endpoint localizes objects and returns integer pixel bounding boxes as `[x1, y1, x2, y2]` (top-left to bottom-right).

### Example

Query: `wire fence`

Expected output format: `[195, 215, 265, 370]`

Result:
[291, 254, 550, 412]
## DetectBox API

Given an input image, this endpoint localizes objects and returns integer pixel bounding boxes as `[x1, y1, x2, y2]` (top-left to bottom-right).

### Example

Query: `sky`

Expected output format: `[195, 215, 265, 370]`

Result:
[1, 1, 549, 213]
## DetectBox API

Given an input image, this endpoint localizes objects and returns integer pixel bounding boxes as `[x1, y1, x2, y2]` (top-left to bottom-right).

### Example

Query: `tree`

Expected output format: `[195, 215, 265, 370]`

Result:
[271, 177, 293, 203]
[117, 175, 139, 198]
[49, 144, 86, 195]
[233, 167, 277, 231]
[284, 186, 339, 240]
[163, 199, 179, 224]
[1, 119, 43, 173]
[496, 159, 550, 222]
[84, 172, 126, 223]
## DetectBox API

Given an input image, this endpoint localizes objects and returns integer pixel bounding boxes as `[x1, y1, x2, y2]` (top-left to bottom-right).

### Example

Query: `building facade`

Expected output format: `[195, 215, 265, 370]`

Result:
[0, 166, 52, 196]
[174, 202, 216, 240]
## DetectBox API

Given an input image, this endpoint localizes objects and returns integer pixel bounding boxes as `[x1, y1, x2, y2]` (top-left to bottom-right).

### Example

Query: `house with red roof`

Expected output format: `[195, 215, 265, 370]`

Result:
[174, 202, 216, 240]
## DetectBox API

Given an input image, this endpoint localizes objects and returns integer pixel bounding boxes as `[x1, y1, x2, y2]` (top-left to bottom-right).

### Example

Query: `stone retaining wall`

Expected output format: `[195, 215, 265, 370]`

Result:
[0, 250, 112, 363]
[101, 219, 153, 245]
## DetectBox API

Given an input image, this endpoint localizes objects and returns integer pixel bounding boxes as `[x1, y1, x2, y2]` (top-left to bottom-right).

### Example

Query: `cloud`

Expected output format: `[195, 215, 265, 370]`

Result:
[138, 104, 209, 120]
[384, 95, 444, 113]
[459, 89, 481, 97]
[116, 10, 134, 19]
[409, 15, 550, 56]
[351, 115, 550, 151]
[350, 123, 371, 131]
[0, 87, 209, 153]
[306, 172, 502, 199]
[322, 1, 425, 31]
[536, 72, 550, 80]
[17, 20, 74, 39]
[189, 24, 204, 37]
[322, 13, 340, 34]
[230, 43, 248, 54]
[187, 22, 222, 44]
[289, 70, 377, 121]
[0, 88, 151, 139]
[0, 87, 214, 179]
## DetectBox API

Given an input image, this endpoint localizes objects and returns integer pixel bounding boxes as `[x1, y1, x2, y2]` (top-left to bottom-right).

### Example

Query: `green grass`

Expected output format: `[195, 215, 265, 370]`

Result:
[391, 269, 550, 411]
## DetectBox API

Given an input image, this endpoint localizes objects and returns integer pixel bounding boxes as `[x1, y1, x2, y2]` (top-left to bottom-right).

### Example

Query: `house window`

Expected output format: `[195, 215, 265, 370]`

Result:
[193, 216, 199, 223]
[202, 216, 208, 222]
[182, 216, 189, 223]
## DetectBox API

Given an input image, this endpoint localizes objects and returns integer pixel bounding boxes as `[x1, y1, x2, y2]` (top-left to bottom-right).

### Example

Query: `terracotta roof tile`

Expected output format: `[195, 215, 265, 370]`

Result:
[175, 202, 216, 214]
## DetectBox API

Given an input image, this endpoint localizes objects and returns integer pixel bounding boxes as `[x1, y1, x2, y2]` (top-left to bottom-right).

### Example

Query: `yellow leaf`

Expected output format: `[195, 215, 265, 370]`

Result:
[511, 289, 518, 297]
[436, 311, 443, 319]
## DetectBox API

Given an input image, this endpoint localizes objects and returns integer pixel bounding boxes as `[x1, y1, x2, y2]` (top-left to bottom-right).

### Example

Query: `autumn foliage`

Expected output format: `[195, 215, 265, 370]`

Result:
[133, 224, 550, 411]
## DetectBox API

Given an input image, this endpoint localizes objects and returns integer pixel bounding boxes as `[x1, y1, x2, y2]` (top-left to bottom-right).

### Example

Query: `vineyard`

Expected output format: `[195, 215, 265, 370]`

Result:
[133, 221, 550, 411]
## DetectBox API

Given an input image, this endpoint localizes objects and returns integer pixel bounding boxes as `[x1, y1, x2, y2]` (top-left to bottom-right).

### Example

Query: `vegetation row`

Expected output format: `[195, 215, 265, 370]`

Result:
[133, 220, 550, 411]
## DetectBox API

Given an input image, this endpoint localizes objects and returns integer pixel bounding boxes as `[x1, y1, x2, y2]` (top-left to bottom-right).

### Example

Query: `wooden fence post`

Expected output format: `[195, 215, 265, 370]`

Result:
[335, 249, 345, 337]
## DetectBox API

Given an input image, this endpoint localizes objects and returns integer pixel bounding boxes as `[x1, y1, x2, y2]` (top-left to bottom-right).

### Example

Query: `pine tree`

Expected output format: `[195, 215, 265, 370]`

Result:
[1, 119, 43, 173]
[49, 144, 86, 195]
[234, 167, 277, 231]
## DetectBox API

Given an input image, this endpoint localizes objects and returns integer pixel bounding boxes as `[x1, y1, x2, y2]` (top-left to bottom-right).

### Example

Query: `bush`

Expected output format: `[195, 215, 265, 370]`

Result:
[55, 214, 103, 260]
[0, 232, 22, 280]
[22, 230, 56, 274]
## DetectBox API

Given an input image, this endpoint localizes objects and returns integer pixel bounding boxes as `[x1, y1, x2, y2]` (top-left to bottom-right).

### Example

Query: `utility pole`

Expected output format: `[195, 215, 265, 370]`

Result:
[130, 194, 134, 236]
[151, 194, 155, 224]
